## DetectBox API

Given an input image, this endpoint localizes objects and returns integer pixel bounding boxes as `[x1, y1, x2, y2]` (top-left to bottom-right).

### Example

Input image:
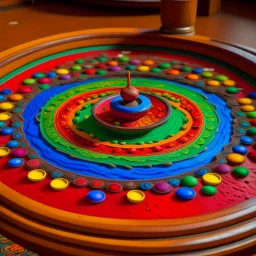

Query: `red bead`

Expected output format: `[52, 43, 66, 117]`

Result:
[90, 180, 104, 188]
[113, 148, 123, 153]
[92, 142, 100, 147]
[249, 119, 256, 126]
[25, 159, 41, 170]
[95, 63, 107, 69]
[107, 183, 122, 193]
[248, 151, 256, 160]
[180, 137, 189, 143]
[153, 146, 163, 152]
[71, 72, 81, 77]
[74, 178, 88, 187]
[18, 86, 33, 94]
[127, 148, 137, 154]
[37, 78, 51, 84]
[83, 68, 96, 75]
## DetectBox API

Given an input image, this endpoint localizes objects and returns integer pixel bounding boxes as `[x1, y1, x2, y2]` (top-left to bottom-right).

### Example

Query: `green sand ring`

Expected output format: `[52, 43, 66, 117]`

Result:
[40, 78, 219, 166]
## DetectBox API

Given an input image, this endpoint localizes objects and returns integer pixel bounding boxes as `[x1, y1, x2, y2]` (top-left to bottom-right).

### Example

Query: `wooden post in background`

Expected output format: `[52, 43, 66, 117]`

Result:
[160, 0, 198, 35]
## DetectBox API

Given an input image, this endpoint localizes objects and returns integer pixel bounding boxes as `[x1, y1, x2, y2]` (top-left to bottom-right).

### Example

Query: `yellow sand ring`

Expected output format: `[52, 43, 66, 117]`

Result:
[202, 173, 222, 186]
[0, 147, 10, 157]
[0, 112, 11, 121]
[127, 190, 145, 203]
[28, 169, 47, 182]
[50, 178, 69, 191]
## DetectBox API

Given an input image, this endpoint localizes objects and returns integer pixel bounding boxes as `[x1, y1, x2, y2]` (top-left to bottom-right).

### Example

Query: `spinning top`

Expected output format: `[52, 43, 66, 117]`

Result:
[120, 71, 139, 103]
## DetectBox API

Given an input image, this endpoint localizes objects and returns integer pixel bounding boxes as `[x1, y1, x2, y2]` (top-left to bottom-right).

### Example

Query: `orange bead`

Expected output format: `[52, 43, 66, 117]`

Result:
[186, 74, 199, 80]
[8, 94, 23, 102]
[166, 69, 180, 75]
[143, 60, 154, 66]
[108, 60, 118, 66]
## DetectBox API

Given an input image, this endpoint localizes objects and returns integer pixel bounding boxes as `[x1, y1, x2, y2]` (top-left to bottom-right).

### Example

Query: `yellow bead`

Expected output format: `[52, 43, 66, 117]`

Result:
[8, 94, 23, 102]
[137, 65, 150, 72]
[202, 173, 222, 186]
[223, 80, 236, 86]
[56, 69, 69, 75]
[240, 105, 255, 112]
[0, 102, 14, 111]
[207, 80, 220, 87]
[143, 60, 154, 66]
[238, 98, 253, 105]
[0, 112, 11, 121]
[226, 153, 244, 165]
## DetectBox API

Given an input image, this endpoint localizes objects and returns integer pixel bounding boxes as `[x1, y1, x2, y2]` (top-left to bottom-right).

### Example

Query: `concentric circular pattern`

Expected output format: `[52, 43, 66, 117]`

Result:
[0, 46, 256, 209]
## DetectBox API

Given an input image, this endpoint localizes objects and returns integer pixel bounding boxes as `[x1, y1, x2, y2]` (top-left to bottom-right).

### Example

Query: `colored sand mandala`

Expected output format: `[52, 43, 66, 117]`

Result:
[0, 48, 255, 202]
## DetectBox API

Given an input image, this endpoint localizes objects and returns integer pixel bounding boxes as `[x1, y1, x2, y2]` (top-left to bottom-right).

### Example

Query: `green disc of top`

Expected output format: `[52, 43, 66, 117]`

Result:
[96, 69, 106, 75]
[97, 56, 108, 62]
[201, 185, 217, 195]
[226, 87, 239, 94]
[247, 127, 256, 135]
[23, 78, 36, 85]
[75, 59, 84, 64]
[232, 166, 249, 177]
[39, 84, 50, 90]
[151, 67, 162, 73]
[215, 75, 229, 82]
[118, 56, 130, 62]
[180, 176, 198, 187]
[71, 65, 82, 71]
[126, 65, 136, 71]
[247, 112, 256, 119]
[201, 71, 213, 78]
[181, 66, 192, 72]
[158, 63, 171, 69]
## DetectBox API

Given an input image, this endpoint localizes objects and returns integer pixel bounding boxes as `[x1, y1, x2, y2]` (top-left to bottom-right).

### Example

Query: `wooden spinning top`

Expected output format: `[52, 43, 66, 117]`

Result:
[120, 72, 139, 106]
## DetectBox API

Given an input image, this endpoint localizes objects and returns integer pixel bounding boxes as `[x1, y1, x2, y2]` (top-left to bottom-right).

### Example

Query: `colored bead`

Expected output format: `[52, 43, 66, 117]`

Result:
[0, 102, 14, 111]
[143, 60, 154, 66]
[236, 112, 245, 117]
[248, 92, 256, 99]
[23, 78, 36, 85]
[8, 94, 23, 102]
[238, 98, 253, 105]
[126, 65, 136, 71]
[59, 74, 71, 80]
[202, 173, 222, 186]
[83, 68, 96, 74]
[247, 127, 256, 135]
[32, 72, 45, 78]
[241, 105, 255, 112]
[51, 171, 63, 179]
[108, 66, 121, 72]
[158, 63, 171, 69]
[186, 74, 199, 80]
[137, 65, 149, 72]
[37, 78, 51, 84]
[181, 66, 192, 72]
[108, 60, 118, 66]
[0, 121, 6, 128]
[87, 190, 106, 203]
[226, 153, 244, 164]
[107, 183, 123, 193]
[248, 151, 256, 161]
[56, 69, 69, 75]
[207, 80, 220, 87]
[247, 112, 256, 119]
[153, 182, 172, 193]
[13, 132, 22, 139]
[240, 121, 250, 128]
[223, 80, 236, 86]
[25, 159, 41, 170]
[180, 176, 198, 187]
[118, 56, 129, 62]
[215, 75, 229, 81]
[240, 136, 254, 145]
[201, 186, 217, 195]
[96, 69, 106, 75]
[215, 164, 232, 174]
[232, 145, 248, 155]
[0, 95, 5, 101]
[6, 140, 19, 148]
[139, 182, 153, 190]
[8, 158, 24, 167]
[0, 127, 14, 136]
[73, 178, 88, 187]
[129, 59, 141, 65]
[153, 146, 163, 152]
[226, 87, 238, 94]
[75, 59, 84, 64]
[11, 148, 28, 157]
[232, 166, 249, 177]
[71, 65, 82, 71]
[176, 187, 196, 200]
[192, 68, 203, 74]
[47, 72, 57, 78]
[39, 84, 50, 90]
[127, 148, 136, 154]
[194, 168, 208, 177]
[249, 119, 256, 126]
[18, 86, 33, 94]
[95, 63, 107, 69]
[237, 128, 245, 134]
[151, 67, 162, 73]
[167, 178, 180, 187]
[201, 71, 213, 78]
[90, 180, 104, 189]
[166, 69, 180, 75]
[127, 190, 145, 203]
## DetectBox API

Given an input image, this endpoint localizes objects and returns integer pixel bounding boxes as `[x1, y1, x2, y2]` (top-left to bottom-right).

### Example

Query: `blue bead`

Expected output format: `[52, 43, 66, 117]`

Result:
[6, 140, 20, 148]
[193, 68, 203, 74]
[12, 122, 21, 128]
[0, 127, 15, 136]
[176, 187, 196, 200]
[139, 182, 153, 190]
[1, 89, 12, 95]
[240, 136, 254, 145]
[239, 121, 250, 128]
[87, 190, 106, 203]
[8, 158, 24, 167]
[32, 72, 45, 78]
[195, 81, 205, 86]
[13, 132, 22, 139]
[237, 128, 245, 134]
[168, 178, 180, 187]
[13, 107, 21, 113]
[0, 95, 6, 101]
[232, 145, 248, 155]
[219, 158, 227, 163]
[248, 92, 256, 99]
[195, 168, 208, 177]
[51, 171, 63, 178]
[236, 112, 245, 117]
[47, 72, 57, 78]
[0, 121, 6, 128]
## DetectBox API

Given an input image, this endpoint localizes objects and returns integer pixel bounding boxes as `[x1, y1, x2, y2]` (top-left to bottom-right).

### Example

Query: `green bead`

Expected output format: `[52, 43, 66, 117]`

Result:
[201, 72, 213, 78]
[181, 66, 192, 72]
[247, 127, 256, 135]
[99, 93, 106, 97]
[23, 78, 36, 85]
[91, 95, 98, 99]
[232, 166, 249, 177]
[247, 111, 256, 119]
[118, 56, 129, 62]
[226, 87, 238, 94]
[215, 75, 229, 82]
[75, 59, 84, 64]
[201, 186, 217, 195]
[171, 60, 178, 65]
[240, 121, 250, 128]
[72, 117, 79, 124]
[113, 121, 120, 126]
[33, 73, 45, 78]
[39, 84, 50, 90]
[112, 140, 118, 144]
[180, 176, 198, 187]
[120, 141, 126, 145]
[71, 65, 82, 71]
[148, 141, 154, 144]
[180, 125, 187, 130]
[182, 117, 188, 124]
[84, 115, 90, 120]
[126, 65, 136, 71]
[89, 59, 97, 63]
[85, 98, 91, 101]
[137, 141, 145, 145]
[97, 56, 107, 62]
[158, 63, 171, 69]
[96, 69, 106, 75]
[151, 67, 162, 73]
[236, 112, 245, 117]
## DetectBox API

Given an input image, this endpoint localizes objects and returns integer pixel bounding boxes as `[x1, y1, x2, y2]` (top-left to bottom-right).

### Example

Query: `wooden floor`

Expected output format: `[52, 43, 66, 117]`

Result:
[0, 0, 255, 52]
